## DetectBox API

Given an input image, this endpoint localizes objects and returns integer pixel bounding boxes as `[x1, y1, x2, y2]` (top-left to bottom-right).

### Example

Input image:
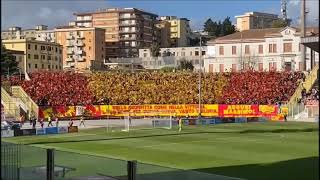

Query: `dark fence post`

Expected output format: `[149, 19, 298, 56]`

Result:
[127, 160, 137, 180]
[46, 149, 54, 180]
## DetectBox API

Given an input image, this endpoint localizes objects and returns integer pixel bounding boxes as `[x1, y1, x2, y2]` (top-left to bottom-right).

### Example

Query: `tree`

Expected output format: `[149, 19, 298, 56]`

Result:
[203, 17, 237, 38]
[149, 43, 160, 57]
[271, 19, 291, 28]
[222, 17, 236, 36]
[204, 18, 218, 37]
[160, 66, 175, 73]
[178, 58, 194, 71]
[1, 45, 19, 76]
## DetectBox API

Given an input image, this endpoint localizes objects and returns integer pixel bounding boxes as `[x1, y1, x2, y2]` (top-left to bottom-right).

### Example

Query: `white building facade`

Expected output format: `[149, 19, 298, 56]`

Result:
[205, 27, 319, 73]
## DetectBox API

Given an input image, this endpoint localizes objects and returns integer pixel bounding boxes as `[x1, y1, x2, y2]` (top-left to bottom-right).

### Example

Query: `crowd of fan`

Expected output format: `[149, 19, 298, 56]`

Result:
[301, 85, 319, 105]
[219, 71, 304, 104]
[1, 70, 305, 106]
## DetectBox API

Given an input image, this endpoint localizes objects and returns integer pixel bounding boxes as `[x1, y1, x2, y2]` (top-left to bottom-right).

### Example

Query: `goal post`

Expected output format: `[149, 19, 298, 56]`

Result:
[121, 110, 177, 132]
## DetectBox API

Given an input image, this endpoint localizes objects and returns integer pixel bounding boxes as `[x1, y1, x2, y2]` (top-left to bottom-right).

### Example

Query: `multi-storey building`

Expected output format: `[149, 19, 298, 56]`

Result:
[235, 12, 281, 32]
[1, 25, 49, 40]
[154, 20, 171, 48]
[54, 26, 106, 71]
[205, 27, 319, 73]
[160, 16, 192, 47]
[2, 39, 63, 73]
[71, 8, 158, 59]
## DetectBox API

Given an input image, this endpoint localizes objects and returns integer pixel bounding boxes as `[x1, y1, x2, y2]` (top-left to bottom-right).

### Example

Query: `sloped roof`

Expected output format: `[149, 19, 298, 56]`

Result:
[209, 26, 319, 44]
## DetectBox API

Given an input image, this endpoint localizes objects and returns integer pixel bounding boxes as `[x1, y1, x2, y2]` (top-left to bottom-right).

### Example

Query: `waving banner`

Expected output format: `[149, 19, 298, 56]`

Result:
[39, 104, 278, 119]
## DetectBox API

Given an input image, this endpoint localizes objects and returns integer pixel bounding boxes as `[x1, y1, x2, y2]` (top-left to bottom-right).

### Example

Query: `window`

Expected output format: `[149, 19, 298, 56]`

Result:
[299, 62, 302, 70]
[28, 54, 31, 59]
[245, 45, 250, 54]
[55, 47, 58, 52]
[181, 52, 185, 56]
[268, 44, 273, 53]
[34, 55, 39, 59]
[219, 64, 224, 72]
[89, 46, 91, 50]
[41, 46, 45, 50]
[28, 44, 31, 49]
[232, 64, 237, 72]
[42, 64, 44, 69]
[35, 64, 38, 69]
[209, 64, 213, 73]
[28, 63, 31, 69]
[56, 65, 58, 69]
[144, 53, 147, 57]
[258, 45, 263, 54]
[41, 55, 45, 60]
[48, 56, 51, 60]
[59, 49, 62, 54]
[55, 56, 58, 61]
[89, 39, 92, 42]
[273, 62, 277, 71]
[258, 63, 263, 71]
[35, 45, 37, 50]
[48, 65, 50, 69]
[47, 46, 51, 51]
[190, 51, 192, 56]
[202, 51, 206, 55]
[195, 51, 199, 56]
[219, 46, 224, 55]
[272, 44, 277, 53]
[283, 43, 292, 53]
[232, 46, 236, 55]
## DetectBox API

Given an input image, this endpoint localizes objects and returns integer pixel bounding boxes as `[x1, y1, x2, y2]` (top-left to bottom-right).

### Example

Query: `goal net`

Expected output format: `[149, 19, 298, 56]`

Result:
[118, 110, 176, 132]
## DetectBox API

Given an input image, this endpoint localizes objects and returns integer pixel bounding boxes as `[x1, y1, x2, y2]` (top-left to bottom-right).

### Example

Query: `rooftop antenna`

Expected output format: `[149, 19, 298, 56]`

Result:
[281, 0, 288, 21]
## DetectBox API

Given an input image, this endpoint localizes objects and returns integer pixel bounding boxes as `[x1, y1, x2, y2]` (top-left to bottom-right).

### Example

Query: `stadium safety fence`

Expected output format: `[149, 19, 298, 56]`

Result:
[1, 142, 242, 180]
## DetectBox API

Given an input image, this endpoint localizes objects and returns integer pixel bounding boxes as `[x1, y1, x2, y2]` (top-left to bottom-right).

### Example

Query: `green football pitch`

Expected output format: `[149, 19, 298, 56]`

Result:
[3, 122, 319, 180]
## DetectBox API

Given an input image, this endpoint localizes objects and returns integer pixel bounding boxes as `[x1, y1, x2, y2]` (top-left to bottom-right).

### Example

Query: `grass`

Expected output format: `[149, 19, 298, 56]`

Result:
[2, 122, 319, 180]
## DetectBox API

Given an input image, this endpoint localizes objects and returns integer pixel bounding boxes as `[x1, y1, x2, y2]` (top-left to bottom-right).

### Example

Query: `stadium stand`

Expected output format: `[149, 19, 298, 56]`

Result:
[1, 70, 304, 106]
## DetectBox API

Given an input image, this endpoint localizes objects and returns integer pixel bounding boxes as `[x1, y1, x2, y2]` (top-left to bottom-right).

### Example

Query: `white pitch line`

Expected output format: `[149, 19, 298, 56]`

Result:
[141, 136, 264, 148]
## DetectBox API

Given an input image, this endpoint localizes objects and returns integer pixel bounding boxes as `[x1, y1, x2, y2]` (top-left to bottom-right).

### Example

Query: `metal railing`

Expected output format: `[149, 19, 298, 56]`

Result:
[287, 64, 319, 107]
[11, 86, 39, 119]
[1, 87, 20, 119]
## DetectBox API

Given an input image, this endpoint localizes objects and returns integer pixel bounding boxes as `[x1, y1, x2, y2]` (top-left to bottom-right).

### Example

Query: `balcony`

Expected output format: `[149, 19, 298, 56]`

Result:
[66, 57, 74, 62]
[66, 35, 74, 40]
[76, 41, 84, 46]
[67, 50, 74, 54]
[119, 15, 136, 19]
[76, 50, 83, 55]
[119, 22, 137, 26]
[120, 36, 136, 40]
[119, 29, 137, 33]
[78, 57, 85, 62]
[76, 35, 85, 39]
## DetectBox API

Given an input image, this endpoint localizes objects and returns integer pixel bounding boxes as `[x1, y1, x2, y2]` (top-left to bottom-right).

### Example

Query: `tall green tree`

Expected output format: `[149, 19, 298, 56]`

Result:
[178, 59, 194, 71]
[149, 43, 160, 57]
[271, 19, 291, 28]
[222, 17, 236, 35]
[203, 17, 237, 38]
[1, 45, 19, 76]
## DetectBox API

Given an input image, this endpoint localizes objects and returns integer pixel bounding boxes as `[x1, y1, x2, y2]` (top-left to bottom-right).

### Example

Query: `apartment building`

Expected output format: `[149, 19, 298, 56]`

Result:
[205, 27, 319, 73]
[2, 39, 63, 73]
[138, 46, 208, 70]
[54, 26, 106, 71]
[71, 8, 158, 59]
[155, 20, 171, 48]
[160, 16, 192, 47]
[1, 25, 49, 40]
[235, 12, 280, 32]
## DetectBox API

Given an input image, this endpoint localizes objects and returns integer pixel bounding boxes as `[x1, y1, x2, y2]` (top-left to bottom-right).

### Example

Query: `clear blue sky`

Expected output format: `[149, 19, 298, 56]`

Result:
[2, 0, 318, 30]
